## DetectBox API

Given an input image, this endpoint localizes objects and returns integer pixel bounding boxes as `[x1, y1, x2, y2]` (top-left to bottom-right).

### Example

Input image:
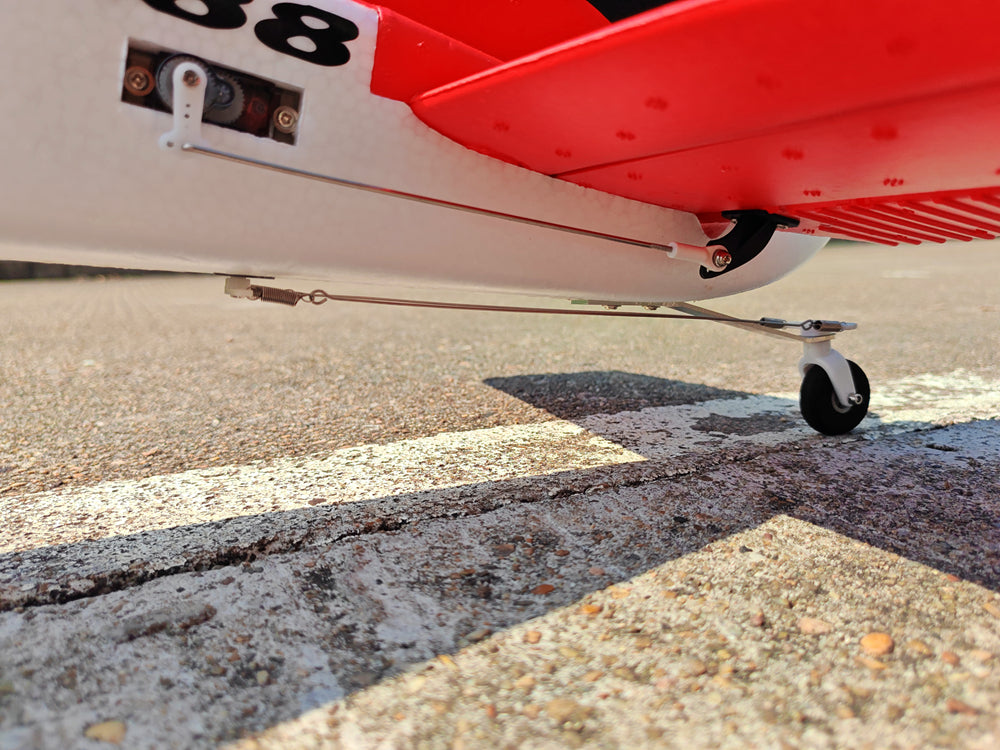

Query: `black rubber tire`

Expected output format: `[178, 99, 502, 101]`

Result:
[799, 360, 870, 435]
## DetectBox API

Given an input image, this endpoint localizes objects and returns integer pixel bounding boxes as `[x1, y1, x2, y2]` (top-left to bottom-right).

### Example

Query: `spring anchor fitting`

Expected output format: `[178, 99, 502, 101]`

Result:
[224, 276, 302, 306]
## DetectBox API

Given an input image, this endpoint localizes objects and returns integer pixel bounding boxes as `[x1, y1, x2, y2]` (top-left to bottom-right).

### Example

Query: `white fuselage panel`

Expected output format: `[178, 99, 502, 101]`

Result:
[0, 1, 825, 300]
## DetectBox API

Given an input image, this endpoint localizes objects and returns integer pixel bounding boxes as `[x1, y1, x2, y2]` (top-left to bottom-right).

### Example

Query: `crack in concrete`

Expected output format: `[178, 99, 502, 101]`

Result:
[1, 439, 808, 612]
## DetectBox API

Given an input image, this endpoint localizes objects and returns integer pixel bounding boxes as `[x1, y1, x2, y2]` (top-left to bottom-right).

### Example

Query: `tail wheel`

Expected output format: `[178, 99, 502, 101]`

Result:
[800, 360, 870, 435]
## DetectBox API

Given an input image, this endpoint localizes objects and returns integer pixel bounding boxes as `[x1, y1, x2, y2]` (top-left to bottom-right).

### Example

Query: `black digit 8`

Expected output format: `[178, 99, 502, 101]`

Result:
[254, 3, 359, 67]
[141, 0, 251, 30]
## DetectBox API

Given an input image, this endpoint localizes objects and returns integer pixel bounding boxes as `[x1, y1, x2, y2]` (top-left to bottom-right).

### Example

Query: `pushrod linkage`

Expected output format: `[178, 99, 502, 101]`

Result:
[185, 143, 676, 254]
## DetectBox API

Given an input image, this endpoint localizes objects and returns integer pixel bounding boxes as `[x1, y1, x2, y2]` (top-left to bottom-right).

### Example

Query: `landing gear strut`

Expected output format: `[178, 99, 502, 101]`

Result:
[798, 331, 870, 435]
[669, 303, 870, 435]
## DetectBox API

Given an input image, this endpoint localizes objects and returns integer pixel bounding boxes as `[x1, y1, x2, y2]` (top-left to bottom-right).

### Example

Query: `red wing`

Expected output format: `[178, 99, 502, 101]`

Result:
[410, 0, 1000, 245]
[370, 0, 610, 61]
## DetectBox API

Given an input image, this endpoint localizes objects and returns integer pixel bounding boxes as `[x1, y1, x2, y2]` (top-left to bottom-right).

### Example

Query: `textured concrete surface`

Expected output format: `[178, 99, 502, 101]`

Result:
[1, 241, 998, 748]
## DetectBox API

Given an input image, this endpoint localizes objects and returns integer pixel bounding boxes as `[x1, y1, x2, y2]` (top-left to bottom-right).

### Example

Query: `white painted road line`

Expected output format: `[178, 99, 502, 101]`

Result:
[1, 419, 998, 750]
[1, 370, 996, 612]
[3, 370, 998, 557]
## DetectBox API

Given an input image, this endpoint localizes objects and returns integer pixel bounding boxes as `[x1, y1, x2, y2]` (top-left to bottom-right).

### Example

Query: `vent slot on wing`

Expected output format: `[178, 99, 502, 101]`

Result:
[777, 189, 1000, 246]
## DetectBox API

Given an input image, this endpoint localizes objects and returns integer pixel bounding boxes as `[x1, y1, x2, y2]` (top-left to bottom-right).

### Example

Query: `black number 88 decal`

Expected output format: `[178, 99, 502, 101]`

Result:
[141, 1, 359, 67]
[254, 3, 359, 67]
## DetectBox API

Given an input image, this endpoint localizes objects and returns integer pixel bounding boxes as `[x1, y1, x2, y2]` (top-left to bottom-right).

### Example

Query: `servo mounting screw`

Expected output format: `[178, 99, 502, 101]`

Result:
[124, 66, 154, 96]
[182, 69, 201, 88]
[273, 106, 299, 134]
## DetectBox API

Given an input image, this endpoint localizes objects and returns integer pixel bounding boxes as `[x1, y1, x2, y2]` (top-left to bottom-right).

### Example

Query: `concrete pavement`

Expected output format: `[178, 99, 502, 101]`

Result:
[1, 241, 999, 748]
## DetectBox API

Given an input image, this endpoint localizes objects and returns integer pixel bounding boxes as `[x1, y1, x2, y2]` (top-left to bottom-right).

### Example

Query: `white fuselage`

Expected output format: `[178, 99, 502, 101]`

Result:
[0, 0, 825, 301]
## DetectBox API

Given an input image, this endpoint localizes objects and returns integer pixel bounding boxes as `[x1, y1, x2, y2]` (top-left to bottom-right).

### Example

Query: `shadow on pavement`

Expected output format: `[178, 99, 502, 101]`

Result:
[483, 371, 749, 420]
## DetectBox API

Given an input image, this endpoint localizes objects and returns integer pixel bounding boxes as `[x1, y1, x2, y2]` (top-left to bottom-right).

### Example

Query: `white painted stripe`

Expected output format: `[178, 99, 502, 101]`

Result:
[2, 370, 997, 554]
[868, 370, 1000, 425]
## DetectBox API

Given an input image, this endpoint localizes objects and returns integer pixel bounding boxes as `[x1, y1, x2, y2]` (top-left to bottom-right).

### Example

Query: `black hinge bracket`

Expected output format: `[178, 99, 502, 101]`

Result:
[700, 209, 800, 279]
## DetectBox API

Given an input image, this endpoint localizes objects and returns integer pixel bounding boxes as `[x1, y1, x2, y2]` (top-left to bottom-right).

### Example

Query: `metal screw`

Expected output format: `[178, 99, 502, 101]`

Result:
[124, 66, 154, 96]
[711, 248, 733, 269]
[273, 105, 299, 134]
[182, 69, 201, 88]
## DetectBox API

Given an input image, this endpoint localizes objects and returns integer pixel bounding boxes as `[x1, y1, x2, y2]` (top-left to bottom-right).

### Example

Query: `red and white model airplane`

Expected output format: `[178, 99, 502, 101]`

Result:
[2, 0, 999, 434]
